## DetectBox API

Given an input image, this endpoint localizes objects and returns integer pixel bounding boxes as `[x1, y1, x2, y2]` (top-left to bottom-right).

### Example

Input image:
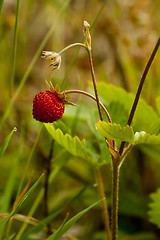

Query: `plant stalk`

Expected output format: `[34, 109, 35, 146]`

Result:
[119, 37, 160, 156]
[87, 47, 112, 239]
[95, 167, 111, 240]
[111, 162, 119, 240]
[64, 89, 112, 123]
[58, 43, 86, 55]
[87, 49, 103, 121]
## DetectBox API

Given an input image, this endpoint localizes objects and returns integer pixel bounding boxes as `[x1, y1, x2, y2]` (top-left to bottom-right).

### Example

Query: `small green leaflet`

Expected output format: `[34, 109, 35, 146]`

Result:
[44, 123, 89, 160]
[96, 121, 160, 146]
[95, 121, 134, 143]
[148, 188, 160, 228]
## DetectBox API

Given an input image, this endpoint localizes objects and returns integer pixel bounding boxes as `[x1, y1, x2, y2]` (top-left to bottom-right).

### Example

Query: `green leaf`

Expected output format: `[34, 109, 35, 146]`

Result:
[46, 199, 101, 240]
[134, 132, 160, 145]
[0, 174, 44, 240]
[0, 127, 17, 160]
[97, 82, 158, 132]
[44, 123, 89, 160]
[96, 121, 134, 142]
[0, 144, 21, 213]
[148, 188, 160, 228]
[107, 102, 129, 127]
[156, 96, 160, 116]
[146, 118, 160, 135]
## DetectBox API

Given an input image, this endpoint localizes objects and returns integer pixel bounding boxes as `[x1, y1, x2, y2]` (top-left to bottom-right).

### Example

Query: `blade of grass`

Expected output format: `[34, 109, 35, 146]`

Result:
[4, 127, 42, 239]
[0, 0, 4, 15]
[0, 0, 71, 132]
[0, 127, 16, 160]
[15, 190, 44, 240]
[16, 126, 43, 196]
[47, 199, 102, 240]
[18, 185, 89, 239]
[0, 142, 22, 213]
[0, 174, 44, 240]
[15, 162, 64, 239]
[10, 0, 21, 94]
[48, 213, 69, 240]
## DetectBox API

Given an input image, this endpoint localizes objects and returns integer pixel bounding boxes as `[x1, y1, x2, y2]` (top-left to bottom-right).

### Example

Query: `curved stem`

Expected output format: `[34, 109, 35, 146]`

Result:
[58, 43, 86, 55]
[64, 89, 112, 123]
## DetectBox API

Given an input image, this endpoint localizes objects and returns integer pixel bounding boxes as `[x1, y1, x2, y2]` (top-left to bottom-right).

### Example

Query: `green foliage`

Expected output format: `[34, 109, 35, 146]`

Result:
[0, 127, 17, 160]
[46, 199, 101, 240]
[44, 122, 111, 165]
[0, 174, 44, 239]
[0, 0, 72, 131]
[96, 120, 135, 142]
[96, 121, 160, 160]
[148, 188, 160, 228]
[97, 82, 158, 132]
[1, 0, 160, 239]
[44, 122, 89, 160]
[156, 96, 160, 116]
[0, 0, 4, 15]
[134, 131, 160, 145]
[0, 144, 21, 213]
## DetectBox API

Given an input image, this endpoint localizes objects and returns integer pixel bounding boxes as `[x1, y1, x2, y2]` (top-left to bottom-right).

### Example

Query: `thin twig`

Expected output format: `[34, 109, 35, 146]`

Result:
[87, 46, 112, 240]
[87, 49, 103, 121]
[119, 37, 160, 156]
[64, 89, 112, 123]
[111, 163, 119, 240]
[64, 89, 115, 150]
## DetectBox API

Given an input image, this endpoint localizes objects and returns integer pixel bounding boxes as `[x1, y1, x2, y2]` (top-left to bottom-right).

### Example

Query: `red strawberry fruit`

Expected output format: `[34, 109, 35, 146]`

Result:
[32, 81, 69, 123]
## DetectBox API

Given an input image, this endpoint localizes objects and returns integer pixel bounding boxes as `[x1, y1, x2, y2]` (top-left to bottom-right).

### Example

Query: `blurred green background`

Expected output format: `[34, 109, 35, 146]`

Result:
[0, 0, 160, 239]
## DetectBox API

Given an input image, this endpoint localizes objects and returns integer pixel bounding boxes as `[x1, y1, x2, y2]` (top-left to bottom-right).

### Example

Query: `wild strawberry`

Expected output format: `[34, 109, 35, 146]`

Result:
[33, 81, 68, 123]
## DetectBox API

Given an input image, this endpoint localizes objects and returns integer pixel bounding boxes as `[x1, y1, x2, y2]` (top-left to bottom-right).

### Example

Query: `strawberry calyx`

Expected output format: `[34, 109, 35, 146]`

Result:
[45, 80, 76, 106]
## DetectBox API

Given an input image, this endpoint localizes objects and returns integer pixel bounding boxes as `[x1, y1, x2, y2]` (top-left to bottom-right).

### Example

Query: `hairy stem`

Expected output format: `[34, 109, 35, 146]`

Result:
[87, 49, 103, 121]
[111, 162, 119, 240]
[86, 48, 112, 239]
[95, 167, 111, 240]
[64, 89, 112, 123]
[119, 37, 160, 156]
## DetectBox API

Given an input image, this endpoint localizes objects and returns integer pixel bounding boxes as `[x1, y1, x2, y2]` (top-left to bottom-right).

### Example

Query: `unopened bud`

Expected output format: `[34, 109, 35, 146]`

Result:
[84, 20, 91, 50]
